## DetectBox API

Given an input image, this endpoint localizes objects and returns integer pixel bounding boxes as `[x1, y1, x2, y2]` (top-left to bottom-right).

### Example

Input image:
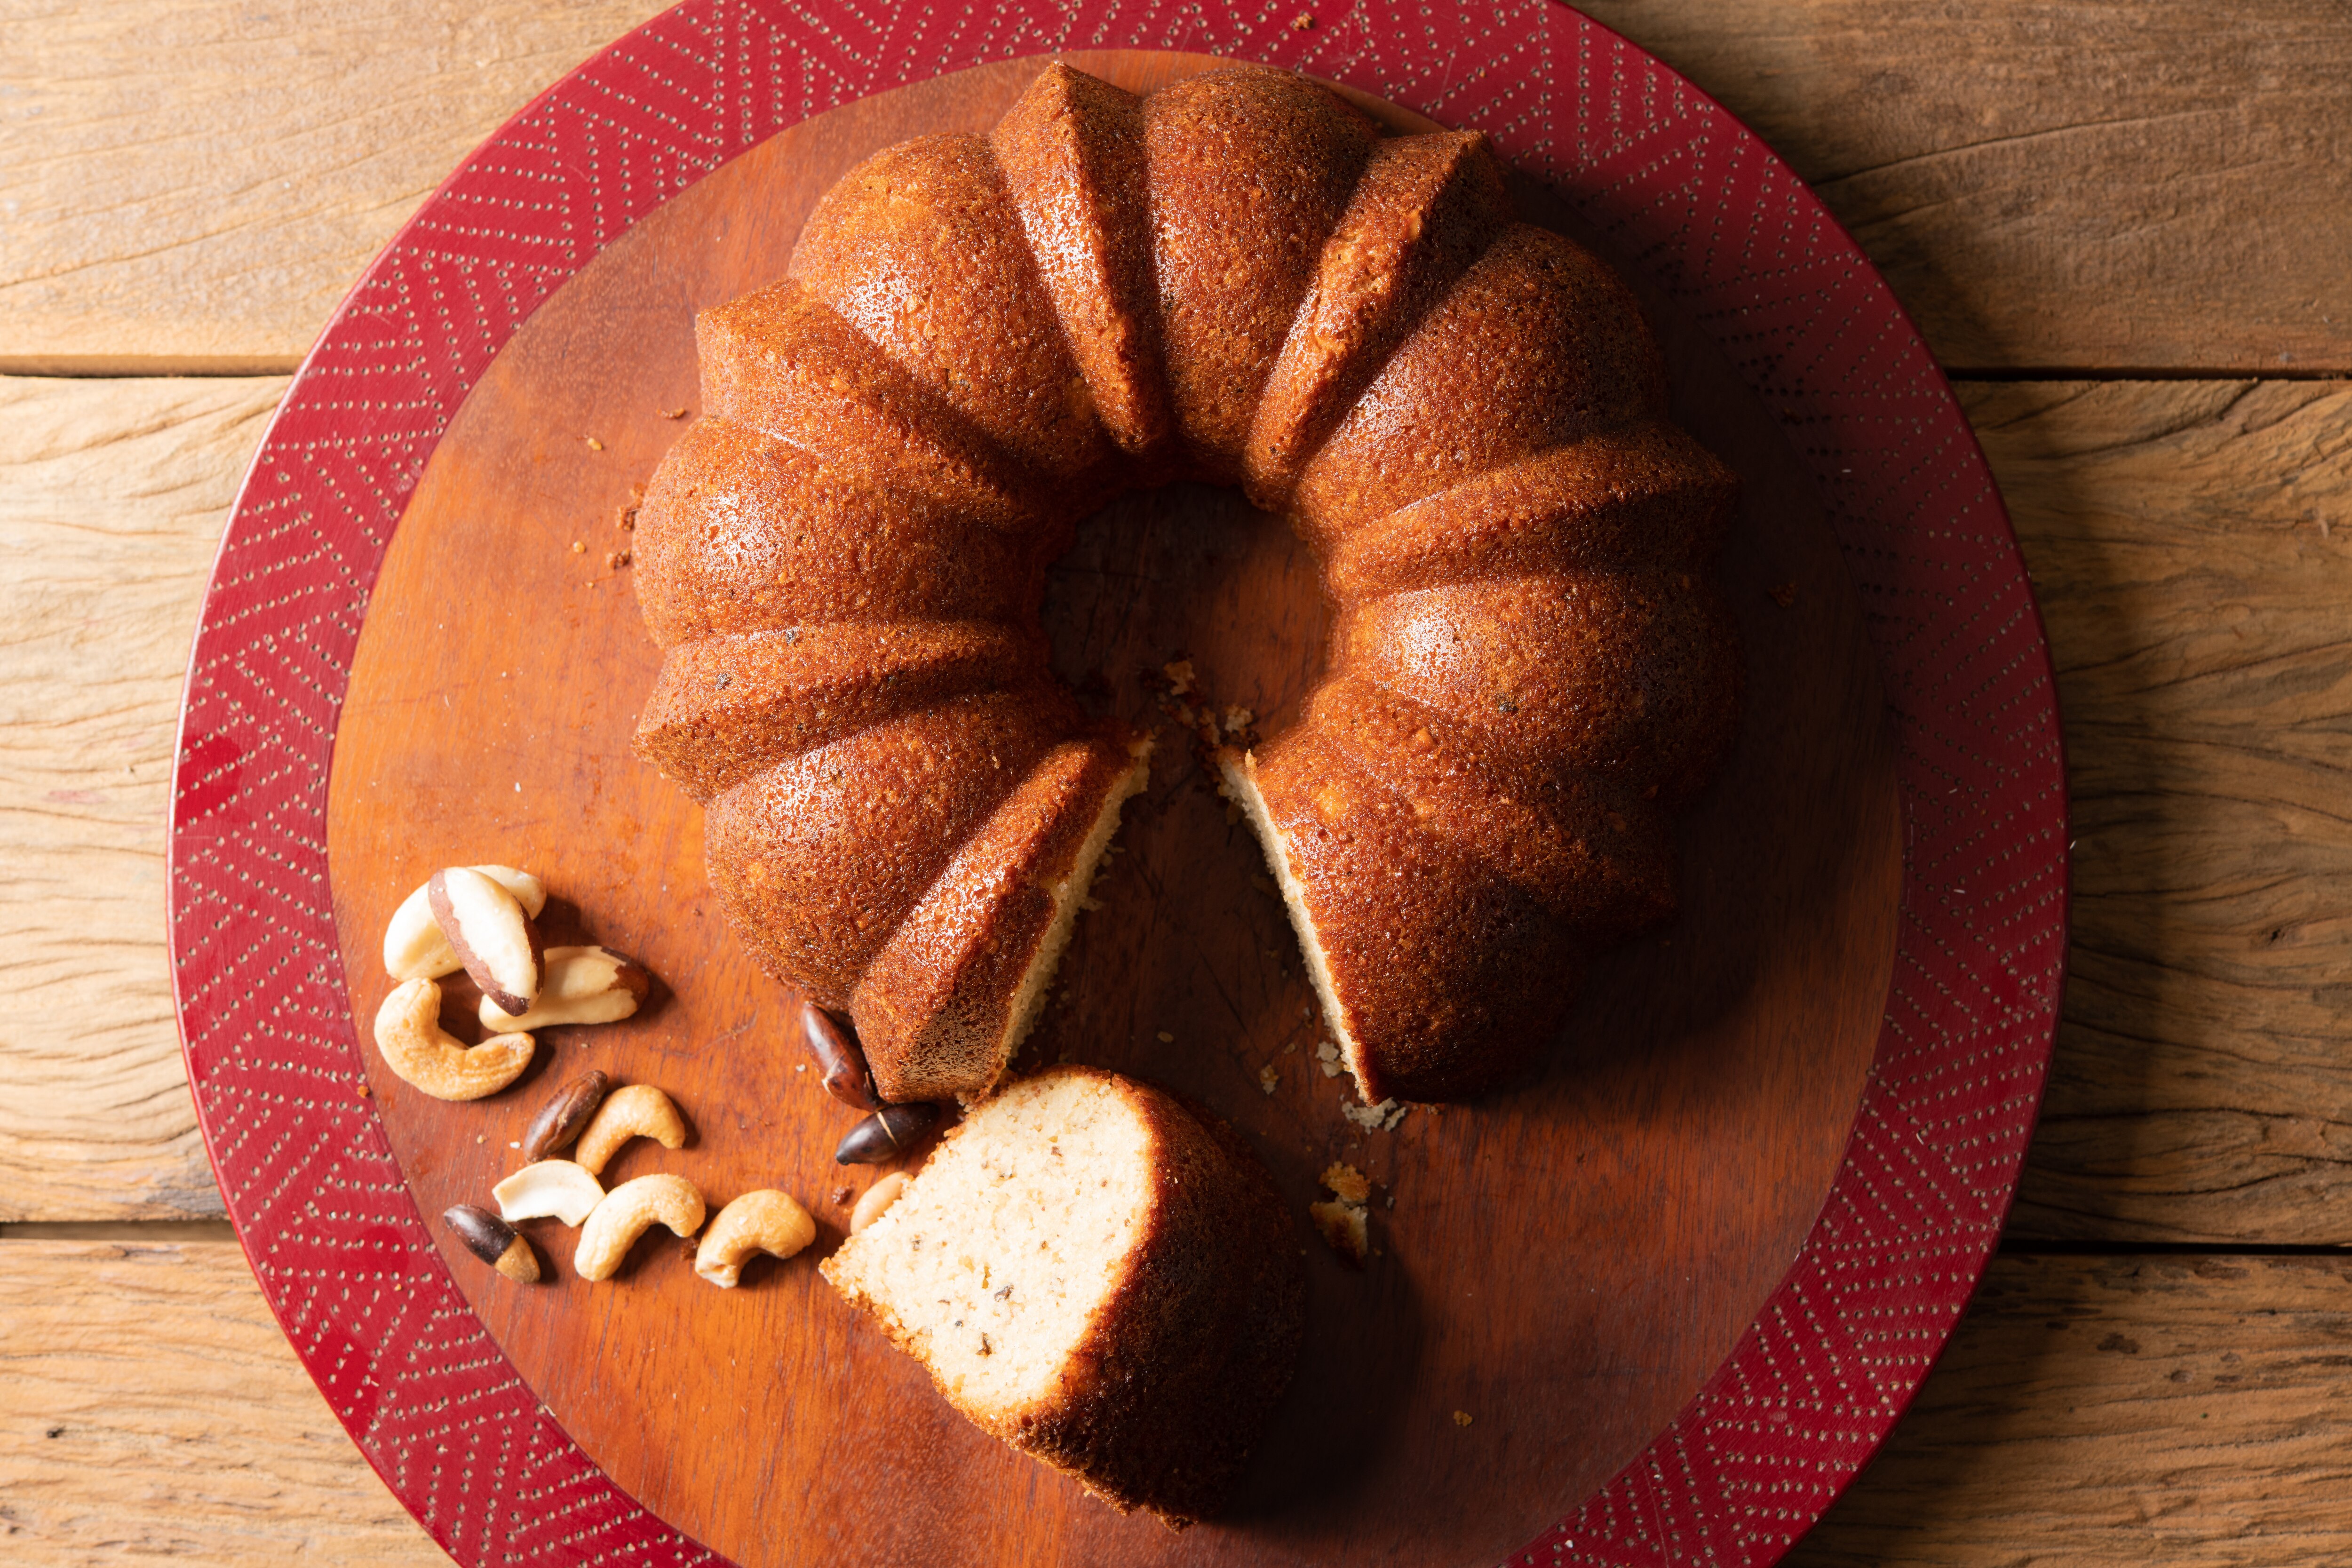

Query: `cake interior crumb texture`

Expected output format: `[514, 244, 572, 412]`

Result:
[1218, 750, 1368, 1095]
[826, 1069, 1151, 1416]
[993, 739, 1152, 1081]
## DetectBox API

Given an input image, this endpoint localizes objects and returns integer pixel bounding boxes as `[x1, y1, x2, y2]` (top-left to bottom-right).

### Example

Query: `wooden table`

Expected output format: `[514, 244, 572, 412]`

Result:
[3, 3, 2347, 1562]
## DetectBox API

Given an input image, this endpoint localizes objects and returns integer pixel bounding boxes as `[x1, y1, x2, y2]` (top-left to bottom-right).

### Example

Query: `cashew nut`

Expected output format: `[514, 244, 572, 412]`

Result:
[575, 1174, 706, 1281]
[492, 1160, 605, 1226]
[694, 1190, 818, 1287]
[429, 867, 543, 1015]
[479, 947, 651, 1032]
[383, 865, 546, 979]
[572, 1084, 687, 1176]
[371, 978, 535, 1101]
[849, 1172, 909, 1235]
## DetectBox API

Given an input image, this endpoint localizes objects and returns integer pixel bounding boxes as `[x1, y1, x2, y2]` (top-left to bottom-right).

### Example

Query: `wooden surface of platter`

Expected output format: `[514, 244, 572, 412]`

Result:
[324, 51, 1900, 1568]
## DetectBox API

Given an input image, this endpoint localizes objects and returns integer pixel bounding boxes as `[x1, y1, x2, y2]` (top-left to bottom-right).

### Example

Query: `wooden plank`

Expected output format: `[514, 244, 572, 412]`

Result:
[0, 375, 286, 1221]
[5, 1, 2346, 373]
[1580, 0, 2352, 372]
[0, 1237, 444, 1565]
[1792, 1252, 2352, 1567]
[0, 0, 666, 372]
[4, 1241, 2343, 1565]
[1967, 381, 2352, 1245]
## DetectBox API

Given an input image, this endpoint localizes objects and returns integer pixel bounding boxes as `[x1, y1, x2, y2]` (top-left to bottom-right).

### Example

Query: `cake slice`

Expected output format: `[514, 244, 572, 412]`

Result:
[1218, 733, 1574, 1104]
[850, 734, 1151, 1103]
[821, 1066, 1304, 1528]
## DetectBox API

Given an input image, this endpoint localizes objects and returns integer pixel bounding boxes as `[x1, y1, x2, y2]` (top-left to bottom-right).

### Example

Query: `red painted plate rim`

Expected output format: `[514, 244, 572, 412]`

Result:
[167, 3, 2068, 1564]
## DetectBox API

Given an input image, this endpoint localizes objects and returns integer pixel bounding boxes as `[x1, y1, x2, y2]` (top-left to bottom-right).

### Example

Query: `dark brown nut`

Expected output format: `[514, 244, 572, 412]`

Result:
[522, 1070, 611, 1162]
[801, 1002, 882, 1110]
[833, 1101, 941, 1165]
[428, 867, 545, 1015]
[445, 1203, 540, 1283]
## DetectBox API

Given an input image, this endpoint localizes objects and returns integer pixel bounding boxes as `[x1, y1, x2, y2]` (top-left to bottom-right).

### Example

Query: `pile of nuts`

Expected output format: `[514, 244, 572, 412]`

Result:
[373, 864, 648, 1102]
[370, 861, 826, 1289]
[450, 1069, 815, 1288]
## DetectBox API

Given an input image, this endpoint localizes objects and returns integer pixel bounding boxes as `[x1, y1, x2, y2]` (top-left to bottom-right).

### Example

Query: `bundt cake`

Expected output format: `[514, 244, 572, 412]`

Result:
[631, 60, 1740, 1106]
[820, 1065, 1304, 1527]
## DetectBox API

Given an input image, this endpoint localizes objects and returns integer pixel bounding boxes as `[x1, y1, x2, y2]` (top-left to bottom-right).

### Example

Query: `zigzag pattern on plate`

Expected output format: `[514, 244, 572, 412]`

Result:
[169, 2, 2066, 1564]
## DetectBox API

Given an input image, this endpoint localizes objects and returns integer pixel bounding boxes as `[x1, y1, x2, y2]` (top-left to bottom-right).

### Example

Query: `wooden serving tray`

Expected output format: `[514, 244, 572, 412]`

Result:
[323, 50, 1898, 1568]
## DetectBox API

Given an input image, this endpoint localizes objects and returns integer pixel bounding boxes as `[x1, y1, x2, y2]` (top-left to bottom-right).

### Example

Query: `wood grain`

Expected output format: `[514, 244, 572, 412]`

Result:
[1973, 382, 2352, 1245]
[6, 1242, 2344, 1567]
[1791, 1253, 2352, 1567]
[0, 0, 667, 372]
[0, 1238, 443, 1566]
[0, 375, 286, 1223]
[1580, 0, 2352, 372]
[318, 54, 1898, 1568]
[5, 2, 2345, 373]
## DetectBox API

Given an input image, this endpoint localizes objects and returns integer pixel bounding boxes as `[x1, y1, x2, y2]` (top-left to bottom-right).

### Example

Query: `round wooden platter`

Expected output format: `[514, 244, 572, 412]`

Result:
[323, 51, 1896, 1568]
[173, 6, 2070, 1565]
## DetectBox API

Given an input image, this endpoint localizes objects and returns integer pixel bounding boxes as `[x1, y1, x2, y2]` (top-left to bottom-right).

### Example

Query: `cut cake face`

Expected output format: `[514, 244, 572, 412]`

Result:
[820, 1066, 1305, 1528]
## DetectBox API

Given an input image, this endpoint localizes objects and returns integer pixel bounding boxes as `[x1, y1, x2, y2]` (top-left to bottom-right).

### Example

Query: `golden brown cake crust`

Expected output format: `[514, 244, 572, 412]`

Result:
[1144, 65, 1376, 476]
[631, 61, 1743, 1106]
[991, 63, 1171, 462]
[850, 735, 1145, 1102]
[826, 1067, 1306, 1528]
[1012, 1074, 1303, 1528]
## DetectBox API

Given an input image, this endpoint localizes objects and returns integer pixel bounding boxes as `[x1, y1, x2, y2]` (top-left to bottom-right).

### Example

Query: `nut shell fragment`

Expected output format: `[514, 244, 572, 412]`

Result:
[480, 947, 650, 1032]
[576, 1174, 706, 1281]
[492, 1160, 606, 1227]
[383, 866, 546, 979]
[429, 867, 544, 1015]
[573, 1084, 688, 1177]
[372, 979, 536, 1101]
[694, 1189, 818, 1287]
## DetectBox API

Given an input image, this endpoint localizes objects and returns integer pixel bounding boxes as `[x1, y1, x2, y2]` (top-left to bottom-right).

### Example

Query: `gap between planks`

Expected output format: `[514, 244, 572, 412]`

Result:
[14, 360, 2350, 383]
[2, 1240, 2344, 1567]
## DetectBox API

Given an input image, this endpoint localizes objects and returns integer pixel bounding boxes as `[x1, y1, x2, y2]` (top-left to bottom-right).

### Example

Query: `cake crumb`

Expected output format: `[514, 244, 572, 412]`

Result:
[1162, 658, 1195, 696]
[1259, 1063, 1279, 1096]
[660, 406, 690, 419]
[1309, 1199, 1368, 1265]
[1453, 1410, 1473, 1427]
[583, 436, 604, 450]
[1156, 1031, 1174, 1043]
[831, 1186, 852, 1205]
[570, 540, 585, 553]
[1767, 581, 1798, 607]
[1292, 11, 1314, 29]
[1320, 1162, 1370, 1204]
[1311, 1164, 1375, 1265]
[1342, 1096, 1408, 1133]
